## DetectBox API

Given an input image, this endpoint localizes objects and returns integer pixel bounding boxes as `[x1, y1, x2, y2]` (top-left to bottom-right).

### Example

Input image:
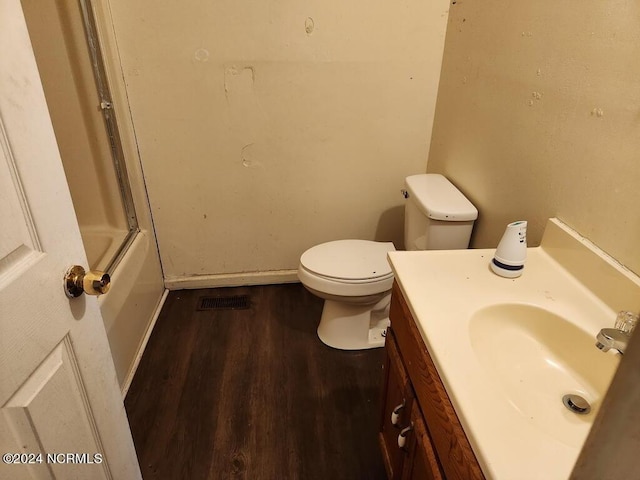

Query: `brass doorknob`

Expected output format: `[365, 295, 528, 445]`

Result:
[64, 265, 111, 298]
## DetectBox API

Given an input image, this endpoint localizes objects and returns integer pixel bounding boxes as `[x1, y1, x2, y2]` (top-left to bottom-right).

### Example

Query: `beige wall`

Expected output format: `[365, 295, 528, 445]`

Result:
[428, 0, 640, 274]
[107, 0, 450, 284]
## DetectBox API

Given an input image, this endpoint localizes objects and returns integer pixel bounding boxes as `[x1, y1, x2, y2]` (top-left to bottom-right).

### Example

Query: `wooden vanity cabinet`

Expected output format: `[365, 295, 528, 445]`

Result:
[378, 281, 485, 480]
[379, 325, 417, 479]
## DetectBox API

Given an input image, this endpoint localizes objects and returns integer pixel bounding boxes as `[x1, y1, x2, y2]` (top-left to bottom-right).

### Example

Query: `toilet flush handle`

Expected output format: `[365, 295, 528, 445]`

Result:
[401, 189, 409, 199]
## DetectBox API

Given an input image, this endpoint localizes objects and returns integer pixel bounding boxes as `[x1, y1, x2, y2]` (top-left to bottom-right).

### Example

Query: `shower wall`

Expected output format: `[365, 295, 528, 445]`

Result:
[22, 0, 166, 390]
[22, 0, 129, 272]
[107, 0, 451, 286]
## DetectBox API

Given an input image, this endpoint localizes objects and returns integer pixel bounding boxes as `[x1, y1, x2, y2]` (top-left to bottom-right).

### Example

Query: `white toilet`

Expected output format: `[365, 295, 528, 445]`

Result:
[298, 174, 478, 350]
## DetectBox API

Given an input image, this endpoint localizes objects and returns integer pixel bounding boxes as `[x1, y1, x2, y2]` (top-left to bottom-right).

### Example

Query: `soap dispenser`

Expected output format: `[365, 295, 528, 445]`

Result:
[491, 221, 527, 278]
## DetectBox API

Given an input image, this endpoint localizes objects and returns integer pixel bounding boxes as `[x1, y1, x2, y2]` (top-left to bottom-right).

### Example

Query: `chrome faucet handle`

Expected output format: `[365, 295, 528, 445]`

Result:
[594, 312, 637, 355]
[615, 311, 638, 334]
[596, 328, 629, 350]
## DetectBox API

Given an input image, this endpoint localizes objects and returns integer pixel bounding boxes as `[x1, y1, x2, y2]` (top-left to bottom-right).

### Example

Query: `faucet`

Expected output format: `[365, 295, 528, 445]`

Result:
[595, 311, 638, 355]
[595, 328, 631, 354]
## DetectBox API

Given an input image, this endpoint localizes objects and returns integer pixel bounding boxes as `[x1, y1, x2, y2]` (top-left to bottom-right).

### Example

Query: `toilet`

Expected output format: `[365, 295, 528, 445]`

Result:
[298, 174, 478, 350]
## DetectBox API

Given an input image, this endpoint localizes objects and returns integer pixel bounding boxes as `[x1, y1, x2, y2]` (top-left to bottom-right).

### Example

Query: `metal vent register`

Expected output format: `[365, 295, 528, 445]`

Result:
[197, 295, 251, 311]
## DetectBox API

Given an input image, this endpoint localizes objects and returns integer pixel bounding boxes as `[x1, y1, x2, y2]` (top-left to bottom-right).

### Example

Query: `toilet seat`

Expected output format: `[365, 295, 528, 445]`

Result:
[298, 240, 395, 296]
[301, 239, 395, 280]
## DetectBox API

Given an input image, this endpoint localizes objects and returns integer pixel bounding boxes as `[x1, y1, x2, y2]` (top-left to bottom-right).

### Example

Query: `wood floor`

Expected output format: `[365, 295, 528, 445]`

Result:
[125, 283, 387, 480]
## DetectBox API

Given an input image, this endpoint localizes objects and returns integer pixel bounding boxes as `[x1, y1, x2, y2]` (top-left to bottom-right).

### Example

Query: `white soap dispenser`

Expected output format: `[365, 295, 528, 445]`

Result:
[490, 221, 527, 278]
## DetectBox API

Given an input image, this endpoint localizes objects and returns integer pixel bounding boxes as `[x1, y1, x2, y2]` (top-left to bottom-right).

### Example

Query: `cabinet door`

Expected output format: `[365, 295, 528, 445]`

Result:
[390, 282, 485, 479]
[379, 331, 414, 480]
[401, 403, 444, 480]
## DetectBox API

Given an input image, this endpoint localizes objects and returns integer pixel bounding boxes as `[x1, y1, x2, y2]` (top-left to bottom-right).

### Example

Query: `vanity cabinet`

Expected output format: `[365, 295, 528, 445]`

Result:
[379, 281, 485, 480]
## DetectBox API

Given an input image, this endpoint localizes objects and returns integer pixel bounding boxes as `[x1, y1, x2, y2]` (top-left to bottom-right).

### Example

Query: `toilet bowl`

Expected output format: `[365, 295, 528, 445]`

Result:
[298, 239, 396, 350]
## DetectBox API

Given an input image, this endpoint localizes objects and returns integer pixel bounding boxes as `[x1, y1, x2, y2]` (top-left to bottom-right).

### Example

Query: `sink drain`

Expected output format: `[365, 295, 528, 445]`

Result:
[562, 394, 591, 415]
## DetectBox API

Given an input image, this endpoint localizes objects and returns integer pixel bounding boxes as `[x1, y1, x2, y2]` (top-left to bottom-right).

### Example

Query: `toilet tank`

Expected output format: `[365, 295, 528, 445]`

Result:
[404, 174, 478, 251]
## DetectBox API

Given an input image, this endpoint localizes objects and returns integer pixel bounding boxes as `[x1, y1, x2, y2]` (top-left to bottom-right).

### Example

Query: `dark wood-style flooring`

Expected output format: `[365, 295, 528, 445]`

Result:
[125, 284, 387, 479]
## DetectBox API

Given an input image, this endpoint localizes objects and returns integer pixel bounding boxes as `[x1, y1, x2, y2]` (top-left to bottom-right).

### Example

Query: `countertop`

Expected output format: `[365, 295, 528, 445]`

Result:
[387, 241, 620, 479]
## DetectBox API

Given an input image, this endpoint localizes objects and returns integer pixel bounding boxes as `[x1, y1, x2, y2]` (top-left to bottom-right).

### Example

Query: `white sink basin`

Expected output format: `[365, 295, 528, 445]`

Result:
[469, 303, 619, 447]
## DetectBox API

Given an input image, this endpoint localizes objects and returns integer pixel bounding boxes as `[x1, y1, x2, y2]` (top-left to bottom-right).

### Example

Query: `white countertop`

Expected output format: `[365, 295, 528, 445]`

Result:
[387, 246, 619, 480]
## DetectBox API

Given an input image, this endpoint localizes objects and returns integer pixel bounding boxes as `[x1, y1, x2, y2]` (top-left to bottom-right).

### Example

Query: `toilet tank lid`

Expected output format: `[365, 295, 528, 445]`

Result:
[405, 174, 478, 221]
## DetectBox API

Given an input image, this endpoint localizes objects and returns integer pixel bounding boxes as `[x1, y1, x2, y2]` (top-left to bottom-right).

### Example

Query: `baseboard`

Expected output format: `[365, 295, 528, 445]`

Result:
[121, 288, 169, 399]
[164, 270, 300, 290]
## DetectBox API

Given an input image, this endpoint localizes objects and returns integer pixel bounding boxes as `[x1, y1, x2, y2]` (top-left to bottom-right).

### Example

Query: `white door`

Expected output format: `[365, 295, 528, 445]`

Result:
[0, 1, 142, 479]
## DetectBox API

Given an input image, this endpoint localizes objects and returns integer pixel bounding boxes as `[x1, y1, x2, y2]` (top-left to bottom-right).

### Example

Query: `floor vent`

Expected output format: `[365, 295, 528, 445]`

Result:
[197, 295, 251, 311]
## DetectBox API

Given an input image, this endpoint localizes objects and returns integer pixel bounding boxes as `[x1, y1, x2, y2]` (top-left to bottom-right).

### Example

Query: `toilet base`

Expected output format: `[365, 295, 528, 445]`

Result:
[317, 294, 391, 350]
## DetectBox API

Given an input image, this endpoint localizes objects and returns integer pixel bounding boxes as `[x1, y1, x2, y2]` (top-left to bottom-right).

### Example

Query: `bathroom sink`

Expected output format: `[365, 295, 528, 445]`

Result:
[387, 219, 640, 479]
[469, 304, 619, 447]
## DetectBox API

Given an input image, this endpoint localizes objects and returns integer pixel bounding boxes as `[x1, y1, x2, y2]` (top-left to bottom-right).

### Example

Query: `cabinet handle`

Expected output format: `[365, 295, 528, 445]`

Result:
[397, 424, 413, 449]
[391, 399, 406, 426]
